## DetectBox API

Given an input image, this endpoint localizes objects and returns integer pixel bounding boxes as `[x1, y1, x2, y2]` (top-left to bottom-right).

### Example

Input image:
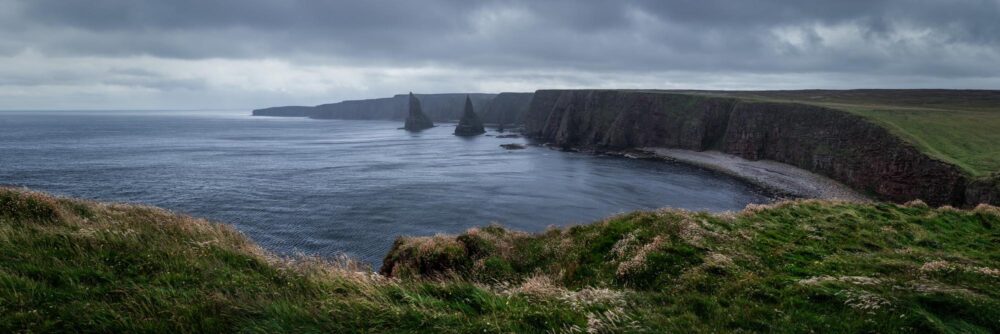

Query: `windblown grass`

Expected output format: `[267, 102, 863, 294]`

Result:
[385, 200, 1000, 333]
[3, 187, 998, 332]
[0, 188, 581, 333]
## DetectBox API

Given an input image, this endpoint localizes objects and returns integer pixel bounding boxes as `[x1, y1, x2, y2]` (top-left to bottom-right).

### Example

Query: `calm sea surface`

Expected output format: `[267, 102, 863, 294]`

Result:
[0, 110, 774, 266]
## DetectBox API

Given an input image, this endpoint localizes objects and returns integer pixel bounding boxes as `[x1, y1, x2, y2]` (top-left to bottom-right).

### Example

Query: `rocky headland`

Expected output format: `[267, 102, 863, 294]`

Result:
[523, 89, 996, 206]
[251, 88, 998, 206]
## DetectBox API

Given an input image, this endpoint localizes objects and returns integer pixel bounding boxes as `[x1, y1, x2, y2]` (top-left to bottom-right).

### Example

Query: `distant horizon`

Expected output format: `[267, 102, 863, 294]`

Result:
[5, 86, 1000, 112]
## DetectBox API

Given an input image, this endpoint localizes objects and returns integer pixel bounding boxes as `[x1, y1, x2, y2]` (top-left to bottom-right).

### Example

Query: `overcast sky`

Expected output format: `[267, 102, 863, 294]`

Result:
[1, 0, 998, 109]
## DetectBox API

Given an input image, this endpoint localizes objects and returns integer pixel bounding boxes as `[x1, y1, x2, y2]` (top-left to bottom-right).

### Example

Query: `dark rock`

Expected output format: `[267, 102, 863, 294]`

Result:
[454, 96, 486, 136]
[404, 93, 434, 131]
[251, 106, 315, 117]
[312, 93, 495, 121]
[480, 92, 534, 127]
[500, 143, 526, 150]
[966, 173, 1000, 205]
[524, 89, 971, 206]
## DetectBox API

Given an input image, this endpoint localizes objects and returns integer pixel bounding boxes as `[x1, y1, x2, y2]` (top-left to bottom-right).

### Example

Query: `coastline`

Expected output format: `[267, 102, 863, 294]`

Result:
[637, 147, 870, 202]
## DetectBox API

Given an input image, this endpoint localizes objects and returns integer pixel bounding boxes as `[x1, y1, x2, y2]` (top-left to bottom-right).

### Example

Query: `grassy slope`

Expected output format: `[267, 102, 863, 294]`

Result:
[386, 200, 1000, 333]
[3, 187, 999, 333]
[0, 188, 582, 333]
[683, 90, 1000, 176]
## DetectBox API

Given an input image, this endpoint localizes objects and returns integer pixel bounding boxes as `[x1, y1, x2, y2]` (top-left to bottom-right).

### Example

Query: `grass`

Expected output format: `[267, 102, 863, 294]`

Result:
[682, 90, 1000, 176]
[0, 188, 582, 333]
[386, 200, 1000, 333]
[3, 187, 1000, 332]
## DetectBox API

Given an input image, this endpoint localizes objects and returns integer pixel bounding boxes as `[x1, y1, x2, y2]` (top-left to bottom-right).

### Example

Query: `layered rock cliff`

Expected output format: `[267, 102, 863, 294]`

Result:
[479, 92, 534, 126]
[524, 89, 989, 206]
[251, 106, 316, 117]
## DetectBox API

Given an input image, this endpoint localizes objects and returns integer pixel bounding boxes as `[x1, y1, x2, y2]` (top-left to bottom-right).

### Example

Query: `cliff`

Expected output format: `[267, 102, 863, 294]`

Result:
[967, 174, 1000, 205]
[524, 90, 991, 206]
[251, 106, 315, 117]
[311, 93, 495, 121]
[479, 92, 534, 126]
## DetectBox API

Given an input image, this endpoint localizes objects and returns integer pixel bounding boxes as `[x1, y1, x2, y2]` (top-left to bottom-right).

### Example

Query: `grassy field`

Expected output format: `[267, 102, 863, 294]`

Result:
[686, 90, 1000, 176]
[3, 187, 998, 333]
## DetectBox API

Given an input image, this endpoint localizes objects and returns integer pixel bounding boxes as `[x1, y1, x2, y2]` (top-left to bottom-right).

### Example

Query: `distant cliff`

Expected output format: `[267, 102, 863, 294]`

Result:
[479, 92, 534, 125]
[251, 106, 316, 117]
[252, 94, 495, 121]
[251, 93, 541, 124]
[524, 89, 992, 206]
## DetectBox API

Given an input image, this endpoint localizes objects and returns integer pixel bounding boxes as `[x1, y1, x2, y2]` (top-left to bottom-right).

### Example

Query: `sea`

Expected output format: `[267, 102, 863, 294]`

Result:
[0, 110, 774, 266]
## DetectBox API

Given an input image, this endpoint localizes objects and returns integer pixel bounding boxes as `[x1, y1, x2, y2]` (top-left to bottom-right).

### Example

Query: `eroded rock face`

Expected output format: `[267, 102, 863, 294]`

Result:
[966, 174, 1000, 205]
[524, 89, 982, 206]
[454, 96, 485, 136]
[404, 93, 434, 131]
[251, 106, 315, 117]
[480, 92, 534, 126]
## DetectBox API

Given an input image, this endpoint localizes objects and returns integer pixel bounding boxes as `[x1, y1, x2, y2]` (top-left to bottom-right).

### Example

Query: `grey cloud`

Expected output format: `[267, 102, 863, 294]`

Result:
[0, 0, 998, 109]
[7, 0, 999, 74]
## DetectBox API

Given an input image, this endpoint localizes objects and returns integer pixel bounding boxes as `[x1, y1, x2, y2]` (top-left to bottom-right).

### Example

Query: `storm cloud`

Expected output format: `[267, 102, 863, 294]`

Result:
[1, 0, 998, 109]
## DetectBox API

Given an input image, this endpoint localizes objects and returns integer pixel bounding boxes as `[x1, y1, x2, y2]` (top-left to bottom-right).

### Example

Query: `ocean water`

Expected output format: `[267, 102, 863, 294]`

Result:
[0, 110, 774, 266]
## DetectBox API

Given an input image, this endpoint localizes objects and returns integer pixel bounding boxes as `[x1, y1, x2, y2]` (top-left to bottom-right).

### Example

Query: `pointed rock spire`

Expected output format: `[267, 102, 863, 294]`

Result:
[454, 95, 485, 136]
[403, 92, 434, 131]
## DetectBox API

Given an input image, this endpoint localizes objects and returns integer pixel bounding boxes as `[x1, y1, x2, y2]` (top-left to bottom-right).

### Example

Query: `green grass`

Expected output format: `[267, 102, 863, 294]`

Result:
[387, 200, 1000, 333]
[681, 90, 1000, 176]
[0, 188, 582, 333]
[3, 187, 1000, 332]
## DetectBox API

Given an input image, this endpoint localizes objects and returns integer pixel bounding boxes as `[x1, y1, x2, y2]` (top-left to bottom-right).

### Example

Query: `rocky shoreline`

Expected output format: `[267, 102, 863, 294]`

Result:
[536, 143, 864, 202]
[638, 147, 869, 202]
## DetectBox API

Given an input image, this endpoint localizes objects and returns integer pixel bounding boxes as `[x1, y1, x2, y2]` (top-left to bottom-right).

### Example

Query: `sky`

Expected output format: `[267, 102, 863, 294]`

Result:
[1, 0, 998, 110]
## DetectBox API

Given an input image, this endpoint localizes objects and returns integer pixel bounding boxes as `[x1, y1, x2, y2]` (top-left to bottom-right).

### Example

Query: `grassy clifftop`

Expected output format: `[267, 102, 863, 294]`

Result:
[3, 187, 999, 333]
[686, 89, 1000, 176]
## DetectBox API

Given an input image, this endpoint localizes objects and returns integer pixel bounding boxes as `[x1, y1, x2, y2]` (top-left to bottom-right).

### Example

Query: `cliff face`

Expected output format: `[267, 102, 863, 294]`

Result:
[311, 93, 495, 121]
[525, 90, 736, 150]
[251, 106, 315, 117]
[525, 90, 982, 206]
[966, 174, 1000, 206]
[479, 92, 534, 126]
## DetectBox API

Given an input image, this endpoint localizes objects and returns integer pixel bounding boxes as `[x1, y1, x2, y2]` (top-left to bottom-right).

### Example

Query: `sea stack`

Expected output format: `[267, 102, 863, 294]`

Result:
[403, 92, 434, 131]
[454, 95, 485, 136]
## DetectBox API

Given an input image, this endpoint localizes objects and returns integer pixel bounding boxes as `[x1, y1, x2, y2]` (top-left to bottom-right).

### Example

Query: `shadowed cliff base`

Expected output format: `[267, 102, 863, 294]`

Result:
[4, 187, 999, 333]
